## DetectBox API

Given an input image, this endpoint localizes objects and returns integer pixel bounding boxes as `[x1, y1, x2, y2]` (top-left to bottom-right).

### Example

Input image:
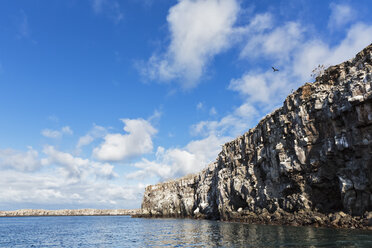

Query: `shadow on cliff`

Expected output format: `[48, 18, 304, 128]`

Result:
[299, 65, 372, 216]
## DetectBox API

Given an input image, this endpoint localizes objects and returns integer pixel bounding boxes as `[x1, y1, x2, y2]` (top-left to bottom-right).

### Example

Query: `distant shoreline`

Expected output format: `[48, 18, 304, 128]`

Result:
[0, 209, 140, 217]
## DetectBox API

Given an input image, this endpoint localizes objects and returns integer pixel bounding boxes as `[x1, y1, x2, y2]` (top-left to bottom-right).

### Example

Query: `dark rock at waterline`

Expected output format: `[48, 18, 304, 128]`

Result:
[137, 43, 372, 230]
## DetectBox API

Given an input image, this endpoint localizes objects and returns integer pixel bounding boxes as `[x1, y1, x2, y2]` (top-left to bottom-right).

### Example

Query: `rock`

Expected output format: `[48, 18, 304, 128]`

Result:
[273, 211, 281, 220]
[339, 211, 347, 218]
[365, 212, 372, 226]
[139, 43, 372, 229]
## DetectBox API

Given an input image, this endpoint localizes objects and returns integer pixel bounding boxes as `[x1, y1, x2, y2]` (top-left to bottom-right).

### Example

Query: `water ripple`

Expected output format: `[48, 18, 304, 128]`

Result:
[0, 216, 371, 247]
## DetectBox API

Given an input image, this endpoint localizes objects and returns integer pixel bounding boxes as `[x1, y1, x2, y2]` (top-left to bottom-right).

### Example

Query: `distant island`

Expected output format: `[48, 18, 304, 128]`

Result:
[0, 209, 140, 217]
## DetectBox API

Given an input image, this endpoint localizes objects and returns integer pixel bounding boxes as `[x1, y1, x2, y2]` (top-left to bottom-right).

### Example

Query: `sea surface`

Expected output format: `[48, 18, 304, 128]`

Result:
[0, 216, 371, 247]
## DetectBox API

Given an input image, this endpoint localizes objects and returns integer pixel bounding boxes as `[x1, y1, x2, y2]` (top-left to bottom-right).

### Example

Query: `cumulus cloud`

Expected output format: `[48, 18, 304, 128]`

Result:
[0, 146, 42, 171]
[228, 70, 296, 106]
[0, 170, 143, 209]
[61, 126, 73, 134]
[41, 126, 73, 139]
[328, 3, 355, 29]
[143, 0, 240, 89]
[241, 21, 304, 62]
[127, 134, 228, 181]
[0, 145, 143, 209]
[192, 102, 258, 138]
[93, 118, 157, 161]
[43, 146, 117, 180]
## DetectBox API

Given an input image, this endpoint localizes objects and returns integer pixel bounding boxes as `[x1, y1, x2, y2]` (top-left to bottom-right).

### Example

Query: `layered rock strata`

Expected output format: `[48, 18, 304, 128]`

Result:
[0, 209, 139, 217]
[138, 44, 372, 229]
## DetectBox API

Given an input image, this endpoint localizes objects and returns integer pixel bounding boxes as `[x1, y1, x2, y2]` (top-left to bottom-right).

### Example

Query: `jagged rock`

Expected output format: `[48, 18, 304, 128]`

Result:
[139, 43, 372, 229]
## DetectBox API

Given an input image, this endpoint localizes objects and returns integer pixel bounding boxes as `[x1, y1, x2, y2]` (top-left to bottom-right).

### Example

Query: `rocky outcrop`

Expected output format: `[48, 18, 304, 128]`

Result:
[138, 43, 372, 229]
[0, 209, 139, 217]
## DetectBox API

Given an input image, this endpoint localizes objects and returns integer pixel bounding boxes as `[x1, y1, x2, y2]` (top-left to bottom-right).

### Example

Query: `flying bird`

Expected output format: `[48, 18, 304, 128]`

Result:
[272, 66, 279, 72]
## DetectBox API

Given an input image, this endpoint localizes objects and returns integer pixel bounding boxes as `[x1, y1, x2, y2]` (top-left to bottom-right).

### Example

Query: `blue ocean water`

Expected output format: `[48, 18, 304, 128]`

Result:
[0, 216, 371, 247]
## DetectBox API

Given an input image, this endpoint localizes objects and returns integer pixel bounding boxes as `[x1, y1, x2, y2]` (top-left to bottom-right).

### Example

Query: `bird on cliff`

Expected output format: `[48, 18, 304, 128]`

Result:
[272, 66, 279, 72]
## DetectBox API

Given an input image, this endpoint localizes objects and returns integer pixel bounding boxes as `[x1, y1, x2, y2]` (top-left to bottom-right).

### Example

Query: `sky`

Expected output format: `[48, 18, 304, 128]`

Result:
[0, 0, 371, 210]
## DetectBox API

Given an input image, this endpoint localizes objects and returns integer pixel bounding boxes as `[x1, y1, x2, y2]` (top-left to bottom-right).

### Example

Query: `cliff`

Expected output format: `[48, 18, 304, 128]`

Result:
[138, 43, 372, 229]
[0, 209, 139, 217]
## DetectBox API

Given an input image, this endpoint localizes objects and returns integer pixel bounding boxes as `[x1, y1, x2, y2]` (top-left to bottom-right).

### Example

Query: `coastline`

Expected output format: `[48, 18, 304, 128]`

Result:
[2, 208, 371, 230]
[0, 209, 140, 217]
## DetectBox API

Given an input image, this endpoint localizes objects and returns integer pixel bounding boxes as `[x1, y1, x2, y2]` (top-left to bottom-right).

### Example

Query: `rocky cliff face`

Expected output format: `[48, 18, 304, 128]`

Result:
[140, 44, 372, 229]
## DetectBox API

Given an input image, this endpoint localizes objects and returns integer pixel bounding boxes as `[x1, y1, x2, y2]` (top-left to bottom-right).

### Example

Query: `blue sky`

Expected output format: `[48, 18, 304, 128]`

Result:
[0, 0, 371, 210]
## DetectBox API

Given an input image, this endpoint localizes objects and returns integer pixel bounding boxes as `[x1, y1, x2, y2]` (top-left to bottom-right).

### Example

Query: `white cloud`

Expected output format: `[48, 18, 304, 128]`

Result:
[0, 145, 143, 209]
[328, 3, 355, 29]
[241, 22, 304, 62]
[196, 102, 204, 110]
[0, 170, 143, 209]
[192, 102, 258, 138]
[0, 146, 42, 171]
[228, 70, 296, 106]
[246, 13, 273, 32]
[41, 129, 61, 138]
[76, 124, 107, 152]
[61, 126, 73, 135]
[148, 109, 162, 122]
[185, 134, 226, 164]
[127, 134, 228, 181]
[93, 118, 157, 161]
[229, 73, 270, 103]
[43, 146, 117, 180]
[143, 0, 240, 89]
[77, 135, 94, 149]
[41, 126, 73, 139]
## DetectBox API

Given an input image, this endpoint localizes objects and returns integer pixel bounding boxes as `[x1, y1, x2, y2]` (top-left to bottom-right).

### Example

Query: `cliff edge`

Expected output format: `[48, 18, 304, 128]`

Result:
[138, 43, 372, 229]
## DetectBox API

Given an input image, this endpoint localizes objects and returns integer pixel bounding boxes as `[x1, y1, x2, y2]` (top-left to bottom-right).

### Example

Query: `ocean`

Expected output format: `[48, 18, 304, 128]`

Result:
[0, 216, 371, 247]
